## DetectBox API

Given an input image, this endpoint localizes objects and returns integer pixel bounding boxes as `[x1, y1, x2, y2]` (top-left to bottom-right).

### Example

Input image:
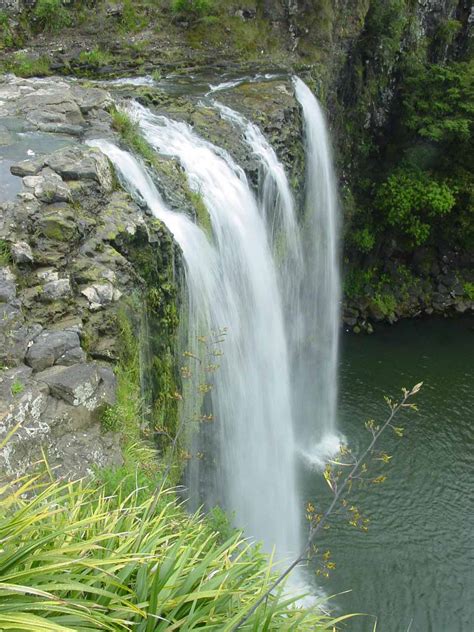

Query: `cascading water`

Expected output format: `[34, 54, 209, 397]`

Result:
[212, 101, 304, 335]
[293, 77, 341, 464]
[92, 102, 302, 562]
[87, 76, 341, 572]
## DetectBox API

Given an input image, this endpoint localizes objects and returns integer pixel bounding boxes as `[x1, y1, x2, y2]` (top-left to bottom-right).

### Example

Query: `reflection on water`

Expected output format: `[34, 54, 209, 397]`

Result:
[301, 317, 474, 631]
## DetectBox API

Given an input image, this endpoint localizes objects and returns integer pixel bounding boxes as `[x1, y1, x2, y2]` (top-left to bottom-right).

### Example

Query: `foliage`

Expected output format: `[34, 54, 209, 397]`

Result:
[0, 240, 11, 265]
[171, 0, 216, 19]
[352, 227, 375, 253]
[1, 52, 51, 77]
[361, 0, 408, 68]
[119, 0, 146, 33]
[34, 0, 71, 33]
[372, 291, 397, 318]
[375, 167, 455, 246]
[78, 47, 113, 67]
[463, 281, 474, 301]
[206, 505, 239, 543]
[0, 464, 338, 631]
[0, 11, 14, 49]
[402, 60, 473, 146]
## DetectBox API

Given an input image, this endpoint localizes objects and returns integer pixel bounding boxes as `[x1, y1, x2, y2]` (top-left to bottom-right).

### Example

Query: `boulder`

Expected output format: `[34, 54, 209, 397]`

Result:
[35, 363, 101, 406]
[25, 330, 85, 372]
[11, 241, 34, 264]
[46, 146, 113, 192]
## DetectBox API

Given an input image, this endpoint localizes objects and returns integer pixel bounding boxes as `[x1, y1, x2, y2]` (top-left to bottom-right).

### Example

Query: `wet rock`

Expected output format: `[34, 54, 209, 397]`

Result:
[10, 157, 44, 177]
[25, 330, 84, 372]
[11, 241, 34, 263]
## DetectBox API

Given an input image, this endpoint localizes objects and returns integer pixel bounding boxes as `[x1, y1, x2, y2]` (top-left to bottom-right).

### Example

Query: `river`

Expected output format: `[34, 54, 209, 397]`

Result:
[300, 316, 474, 631]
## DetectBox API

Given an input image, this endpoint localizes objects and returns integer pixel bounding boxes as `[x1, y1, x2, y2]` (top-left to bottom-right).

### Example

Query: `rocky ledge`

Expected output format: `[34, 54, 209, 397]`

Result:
[0, 75, 179, 478]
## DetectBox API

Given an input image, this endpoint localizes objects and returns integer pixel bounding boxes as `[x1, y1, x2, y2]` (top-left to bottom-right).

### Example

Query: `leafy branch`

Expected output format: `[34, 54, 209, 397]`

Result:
[230, 382, 422, 631]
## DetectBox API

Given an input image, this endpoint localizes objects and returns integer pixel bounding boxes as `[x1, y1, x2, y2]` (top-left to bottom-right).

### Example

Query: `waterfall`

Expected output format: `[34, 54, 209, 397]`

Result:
[293, 77, 341, 463]
[91, 103, 302, 562]
[87, 76, 341, 568]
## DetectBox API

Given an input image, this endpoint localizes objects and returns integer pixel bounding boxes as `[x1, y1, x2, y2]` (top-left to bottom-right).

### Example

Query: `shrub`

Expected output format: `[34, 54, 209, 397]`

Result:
[352, 227, 375, 253]
[171, 0, 215, 19]
[34, 0, 71, 33]
[375, 167, 455, 245]
[0, 466, 337, 630]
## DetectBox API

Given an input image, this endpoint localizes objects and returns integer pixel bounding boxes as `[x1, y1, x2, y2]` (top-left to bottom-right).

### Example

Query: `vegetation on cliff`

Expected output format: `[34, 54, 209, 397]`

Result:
[0, 461, 340, 630]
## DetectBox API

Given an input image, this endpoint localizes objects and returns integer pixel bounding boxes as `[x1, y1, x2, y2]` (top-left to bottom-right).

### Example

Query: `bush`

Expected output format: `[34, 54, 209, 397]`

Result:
[34, 0, 71, 33]
[0, 465, 338, 630]
[375, 167, 455, 245]
[352, 227, 376, 253]
[171, 0, 215, 19]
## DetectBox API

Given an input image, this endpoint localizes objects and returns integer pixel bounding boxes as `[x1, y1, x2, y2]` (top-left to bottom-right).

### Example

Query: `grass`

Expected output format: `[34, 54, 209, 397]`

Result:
[0, 240, 11, 265]
[78, 47, 113, 68]
[1, 52, 51, 77]
[10, 380, 24, 396]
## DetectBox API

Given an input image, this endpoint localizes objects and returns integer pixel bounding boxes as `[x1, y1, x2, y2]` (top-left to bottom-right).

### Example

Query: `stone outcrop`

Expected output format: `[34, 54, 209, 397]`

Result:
[0, 75, 180, 479]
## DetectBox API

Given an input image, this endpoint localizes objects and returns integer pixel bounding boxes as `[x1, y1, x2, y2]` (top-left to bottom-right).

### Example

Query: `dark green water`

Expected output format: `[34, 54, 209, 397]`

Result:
[301, 316, 474, 632]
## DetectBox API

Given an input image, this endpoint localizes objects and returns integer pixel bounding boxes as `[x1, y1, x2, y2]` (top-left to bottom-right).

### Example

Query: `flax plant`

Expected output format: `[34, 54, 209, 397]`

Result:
[0, 464, 339, 631]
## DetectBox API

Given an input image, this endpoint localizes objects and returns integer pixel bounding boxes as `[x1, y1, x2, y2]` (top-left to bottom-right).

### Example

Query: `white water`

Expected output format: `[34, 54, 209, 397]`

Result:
[88, 78, 341, 569]
[212, 101, 304, 331]
[293, 77, 341, 455]
[97, 102, 301, 561]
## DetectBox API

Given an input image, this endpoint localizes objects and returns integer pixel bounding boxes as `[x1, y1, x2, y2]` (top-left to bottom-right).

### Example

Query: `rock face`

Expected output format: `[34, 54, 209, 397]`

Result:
[0, 75, 180, 479]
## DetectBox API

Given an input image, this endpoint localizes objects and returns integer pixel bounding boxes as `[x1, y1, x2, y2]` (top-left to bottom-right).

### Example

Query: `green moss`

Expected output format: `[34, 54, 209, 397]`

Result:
[189, 190, 212, 237]
[463, 281, 474, 301]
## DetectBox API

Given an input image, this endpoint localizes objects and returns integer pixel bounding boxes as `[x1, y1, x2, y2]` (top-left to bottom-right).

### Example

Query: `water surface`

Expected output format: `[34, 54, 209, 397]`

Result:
[301, 317, 474, 631]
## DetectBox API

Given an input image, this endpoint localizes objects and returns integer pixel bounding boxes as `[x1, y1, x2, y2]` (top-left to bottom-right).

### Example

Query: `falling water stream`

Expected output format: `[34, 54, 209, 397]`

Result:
[88, 77, 341, 572]
[293, 77, 341, 464]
